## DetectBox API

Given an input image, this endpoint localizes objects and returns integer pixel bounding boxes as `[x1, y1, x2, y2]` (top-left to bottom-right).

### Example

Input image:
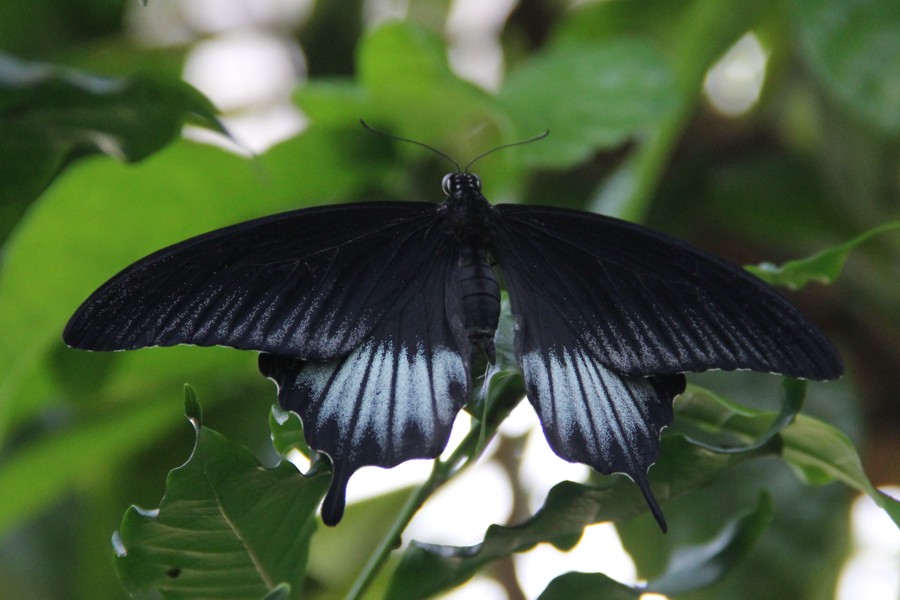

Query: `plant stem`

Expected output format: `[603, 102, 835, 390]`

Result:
[343, 378, 523, 600]
[343, 420, 486, 600]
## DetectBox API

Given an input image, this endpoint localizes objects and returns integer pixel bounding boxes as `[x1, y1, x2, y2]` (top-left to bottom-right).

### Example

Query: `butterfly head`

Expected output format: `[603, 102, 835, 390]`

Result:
[441, 172, 482, 200]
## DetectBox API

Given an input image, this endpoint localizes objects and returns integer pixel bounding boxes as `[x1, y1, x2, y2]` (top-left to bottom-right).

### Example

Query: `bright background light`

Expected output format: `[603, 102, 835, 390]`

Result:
[704, 32, 769, 117]
[837, 487, 900, 600]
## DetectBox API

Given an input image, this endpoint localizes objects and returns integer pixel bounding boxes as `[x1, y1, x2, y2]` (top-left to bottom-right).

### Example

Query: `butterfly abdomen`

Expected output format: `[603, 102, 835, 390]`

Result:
[456, 245, 500, 363]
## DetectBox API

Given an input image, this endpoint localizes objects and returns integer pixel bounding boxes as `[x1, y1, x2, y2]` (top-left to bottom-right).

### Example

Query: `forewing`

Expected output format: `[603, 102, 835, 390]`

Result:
[64, 202, 439, 360]
[492, 205, 842, 380]
[259, 240, 471, 525]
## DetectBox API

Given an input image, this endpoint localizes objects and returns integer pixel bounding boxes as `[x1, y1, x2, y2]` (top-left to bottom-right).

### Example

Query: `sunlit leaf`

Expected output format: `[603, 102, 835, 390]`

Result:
[114, 388, 329, 599]
[1, 126, 379, 442]
[0, 53, 227, 204]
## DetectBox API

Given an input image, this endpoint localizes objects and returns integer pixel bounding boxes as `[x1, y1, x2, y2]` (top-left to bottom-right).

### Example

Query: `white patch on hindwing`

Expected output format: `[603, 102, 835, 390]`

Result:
[297, 339, 466, 457]
[520, 346, 651, 469]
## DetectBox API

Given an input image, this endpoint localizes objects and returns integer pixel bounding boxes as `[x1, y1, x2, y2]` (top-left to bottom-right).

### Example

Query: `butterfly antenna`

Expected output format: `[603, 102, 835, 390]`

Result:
[359, 119, 461, 172]
[463, 130, 549, 172]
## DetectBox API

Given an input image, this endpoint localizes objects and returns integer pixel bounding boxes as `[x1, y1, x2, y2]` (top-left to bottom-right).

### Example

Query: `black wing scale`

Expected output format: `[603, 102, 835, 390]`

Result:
[64, 202, 440, 361]
[490, 204, 842, 380]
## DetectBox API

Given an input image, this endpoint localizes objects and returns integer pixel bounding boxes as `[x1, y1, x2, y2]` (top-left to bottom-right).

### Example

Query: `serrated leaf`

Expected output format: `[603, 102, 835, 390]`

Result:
[386, 435, 775, 599]
[114, 388, 330, 599]
[0, 53, 227, 204]
[537, 572, 640, 600]
[746, 220, 900, 290]
[792, 0, 900, 132]
[499, 37, 677, 168]
[648, 492, 773, 595]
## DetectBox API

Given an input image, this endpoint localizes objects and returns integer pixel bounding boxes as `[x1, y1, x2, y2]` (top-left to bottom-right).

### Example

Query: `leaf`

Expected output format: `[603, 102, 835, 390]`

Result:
[792, 0, 900, 132]
[0, 53, 227, 204]
[746, 220, 900, 290]
[536, 493, 772, 599]
[114, 387, 330, 599]
[681, 379, 806, 453]
[781, 413, 900, 529]
[537, 572, 641, 600]
[648, 492, 773, 595]
[0, 393, 180, 537]
[269, 405, 311, 459]
[386, 435, 776, 599]
[355, 22, 498, 146]
[0, 139, 285, 443]
[261, 584, 291, 600]
[677, 384, 900, 530]
[498, 37, 678, 168]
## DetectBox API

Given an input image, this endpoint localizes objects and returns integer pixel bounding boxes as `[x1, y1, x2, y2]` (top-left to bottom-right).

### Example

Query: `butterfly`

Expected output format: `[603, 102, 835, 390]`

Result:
[63, 130, 842, 532]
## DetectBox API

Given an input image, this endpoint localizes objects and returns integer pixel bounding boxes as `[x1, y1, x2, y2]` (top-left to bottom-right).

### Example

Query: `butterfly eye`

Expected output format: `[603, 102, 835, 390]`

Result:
[441, 174, 452, 195]
[471, 175, 482, 190]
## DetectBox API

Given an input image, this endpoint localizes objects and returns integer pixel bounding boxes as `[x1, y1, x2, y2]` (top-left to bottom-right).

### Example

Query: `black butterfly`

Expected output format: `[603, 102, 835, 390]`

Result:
[63, 137, 842, 532]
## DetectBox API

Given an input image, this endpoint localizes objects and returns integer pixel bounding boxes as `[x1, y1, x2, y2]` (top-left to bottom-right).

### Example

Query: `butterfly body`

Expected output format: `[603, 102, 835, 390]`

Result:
[64, 169, 842, 531]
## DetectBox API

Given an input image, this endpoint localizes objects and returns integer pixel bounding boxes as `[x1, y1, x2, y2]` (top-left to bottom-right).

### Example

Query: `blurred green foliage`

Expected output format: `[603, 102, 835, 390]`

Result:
[1, 0, 899, 598]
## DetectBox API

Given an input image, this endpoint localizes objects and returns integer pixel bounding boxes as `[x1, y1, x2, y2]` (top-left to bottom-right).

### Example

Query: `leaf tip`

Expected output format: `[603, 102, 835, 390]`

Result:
[183, 384, 201, 429]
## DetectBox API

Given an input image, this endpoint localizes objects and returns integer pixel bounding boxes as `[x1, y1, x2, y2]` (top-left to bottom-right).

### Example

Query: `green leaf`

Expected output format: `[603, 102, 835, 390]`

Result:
[677, 384, 900, 530]
[386, 435, 775, 599]
[649, 492, 774, 595]
[0, 393, 180, 537]
[0, 139, 284, 443]
[747, 220, 900, 290]
[261, 584, 291, 600]
[498, 37, 678, 168]
[0, 53, 227, 204]
[114, 387, 330, 599]
[269, 405, 311, 459]
[356, 22, 498, 147]
[537, 572, 641, 600]
[536, 493, 772, 599]
[792, 0, 900, 132]
[781, 412, 900, 529]
[681, 379, 806, 454]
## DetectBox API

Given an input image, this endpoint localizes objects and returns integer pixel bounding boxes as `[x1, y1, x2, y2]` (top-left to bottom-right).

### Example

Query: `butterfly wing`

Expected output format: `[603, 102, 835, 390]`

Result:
[490, 204, 841, 530]
[260, 236, 471, 525]
[64, 202, 442, 360]
[500, 268, 684, 531]
[491, 204, 842, 380]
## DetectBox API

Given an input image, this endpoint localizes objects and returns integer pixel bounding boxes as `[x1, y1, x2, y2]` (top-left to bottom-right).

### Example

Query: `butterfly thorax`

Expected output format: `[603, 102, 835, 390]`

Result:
[441, 172, 500, 364]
